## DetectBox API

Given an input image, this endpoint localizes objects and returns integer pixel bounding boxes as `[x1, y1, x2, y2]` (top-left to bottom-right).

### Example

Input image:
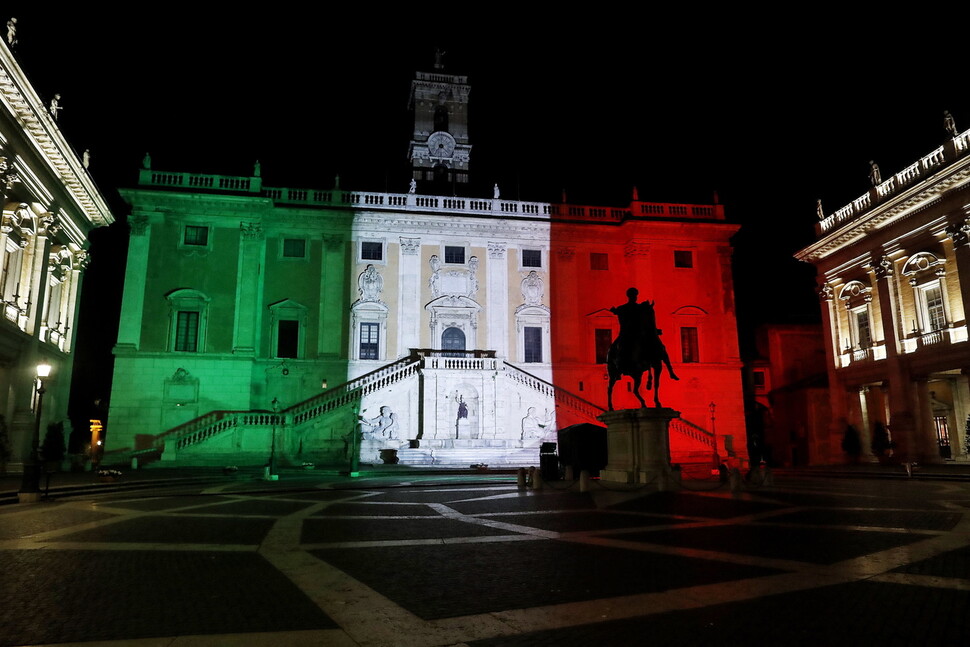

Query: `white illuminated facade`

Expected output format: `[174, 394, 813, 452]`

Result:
[0, 41, 113, 468]
[798, 128, 970, 463]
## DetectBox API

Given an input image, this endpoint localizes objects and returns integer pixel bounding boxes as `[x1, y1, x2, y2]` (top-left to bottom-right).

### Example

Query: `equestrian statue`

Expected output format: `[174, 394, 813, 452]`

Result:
[604, 287, 679, 410]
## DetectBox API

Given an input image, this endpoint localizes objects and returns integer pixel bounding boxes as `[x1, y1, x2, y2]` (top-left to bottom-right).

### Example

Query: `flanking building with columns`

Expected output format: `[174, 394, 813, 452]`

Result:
[798, 126, 970, 464]
[105, 63, 746, 469]
[0, 41, 113, 470]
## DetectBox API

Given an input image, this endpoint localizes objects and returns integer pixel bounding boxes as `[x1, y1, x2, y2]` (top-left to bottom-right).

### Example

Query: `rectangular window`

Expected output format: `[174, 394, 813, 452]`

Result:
[590, 252, 609, 271]
[359, 322, 379, 360]
[522, 249, 542, 268]
[361, 241, 383, 261]
[595, 328, 613, 364]
[175, 311, 200, 352]
[674, 250, 693, 268]
[183, 225, 209, 247]
[681, 326, 699, 363]
[524, 326, 542, 363]
[924, 285, 946, 331]
[855, 309, 872, 348]
[282, 238, 306, 258]
[277, 320, 299, 358]
[444, 246, 465, 264]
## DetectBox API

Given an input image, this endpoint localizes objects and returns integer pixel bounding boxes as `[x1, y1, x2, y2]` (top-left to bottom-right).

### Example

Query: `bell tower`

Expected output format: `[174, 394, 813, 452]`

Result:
[408, 52, 471, 190]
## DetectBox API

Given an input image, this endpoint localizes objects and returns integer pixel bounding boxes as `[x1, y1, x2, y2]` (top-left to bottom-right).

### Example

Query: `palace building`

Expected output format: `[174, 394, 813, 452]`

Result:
[797, 126, 970, 464]
[0, 40, 113, 470]
[105, 62, 746, 470]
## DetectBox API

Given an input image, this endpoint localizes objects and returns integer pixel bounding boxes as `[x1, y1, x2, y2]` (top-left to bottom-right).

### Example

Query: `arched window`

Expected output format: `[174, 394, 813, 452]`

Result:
[441, 327, 466, 356]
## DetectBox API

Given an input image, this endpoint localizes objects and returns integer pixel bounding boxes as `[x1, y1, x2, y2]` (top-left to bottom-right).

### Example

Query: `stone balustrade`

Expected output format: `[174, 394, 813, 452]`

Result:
[819, 129, 969, 234]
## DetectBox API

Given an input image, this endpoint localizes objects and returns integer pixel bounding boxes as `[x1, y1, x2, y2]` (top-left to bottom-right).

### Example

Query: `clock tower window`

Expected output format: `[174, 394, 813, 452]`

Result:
[434, 105, 448, 133]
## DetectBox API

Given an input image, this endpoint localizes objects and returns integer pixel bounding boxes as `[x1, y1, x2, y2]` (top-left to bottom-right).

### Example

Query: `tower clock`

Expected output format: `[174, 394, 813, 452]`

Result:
[408, 59, 472, 188]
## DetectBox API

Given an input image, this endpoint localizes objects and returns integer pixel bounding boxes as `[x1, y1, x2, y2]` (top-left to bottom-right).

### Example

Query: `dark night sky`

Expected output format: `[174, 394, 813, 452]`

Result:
[7, 10, 966, 421]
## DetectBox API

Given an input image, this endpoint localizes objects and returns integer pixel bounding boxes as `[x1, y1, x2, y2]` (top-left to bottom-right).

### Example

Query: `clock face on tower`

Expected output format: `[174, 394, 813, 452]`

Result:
[427, 131, 456, 159]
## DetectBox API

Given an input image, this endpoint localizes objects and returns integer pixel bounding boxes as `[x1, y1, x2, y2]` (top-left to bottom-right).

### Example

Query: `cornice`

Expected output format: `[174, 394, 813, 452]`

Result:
[797, 155, 970, 263]
[0, 42, 113, 227]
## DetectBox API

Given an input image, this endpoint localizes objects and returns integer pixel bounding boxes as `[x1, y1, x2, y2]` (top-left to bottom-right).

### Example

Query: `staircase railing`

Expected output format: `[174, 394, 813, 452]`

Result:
[502, 361, 606, 423]
[669, 417, 717, 450]
[289, 355, 421, 425]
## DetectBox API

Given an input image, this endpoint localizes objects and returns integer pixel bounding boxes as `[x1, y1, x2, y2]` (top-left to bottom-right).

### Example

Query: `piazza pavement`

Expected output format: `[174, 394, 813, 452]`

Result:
[1, 464, 969, 646]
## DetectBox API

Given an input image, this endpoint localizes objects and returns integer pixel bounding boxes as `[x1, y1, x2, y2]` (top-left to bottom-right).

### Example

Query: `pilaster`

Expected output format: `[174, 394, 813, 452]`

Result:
[232, 222, 264, 354]
[115, 215, 151, 350]
[486, 242, 508, 353]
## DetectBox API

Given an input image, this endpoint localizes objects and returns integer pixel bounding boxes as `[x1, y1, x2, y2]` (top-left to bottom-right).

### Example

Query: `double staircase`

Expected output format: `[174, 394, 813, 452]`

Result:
[122, 350, 719, 469]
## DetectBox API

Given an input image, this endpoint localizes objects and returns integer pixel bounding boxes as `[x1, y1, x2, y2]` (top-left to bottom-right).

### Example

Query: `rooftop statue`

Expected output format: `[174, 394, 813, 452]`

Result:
[816, 199, 825, 220]
[6, 17, 16, 49]
[49, 94, 62, 121]
[603, 288, 678, 409]
[944, 110, 958, 138]
[869, 160, 881, 187]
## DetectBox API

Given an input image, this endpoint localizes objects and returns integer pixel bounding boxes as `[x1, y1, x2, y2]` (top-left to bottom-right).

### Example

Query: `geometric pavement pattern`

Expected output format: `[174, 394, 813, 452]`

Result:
[1, 475, 969, 646]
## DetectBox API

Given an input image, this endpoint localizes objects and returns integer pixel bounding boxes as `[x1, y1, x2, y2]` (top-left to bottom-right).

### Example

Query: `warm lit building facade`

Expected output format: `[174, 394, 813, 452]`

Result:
[0, 41, 113, 469]
[106, 65, 745, 469]
[797, 128, 970, 464]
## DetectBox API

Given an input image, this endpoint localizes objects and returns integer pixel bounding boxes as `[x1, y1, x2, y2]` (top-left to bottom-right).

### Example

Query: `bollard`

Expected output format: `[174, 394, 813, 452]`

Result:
[729, 467, 742, 493]
[131, 457, 138, 470]
[579, 469, 589, 493]
[564, 465, 574, 481]
[517, 467, 527, 489]
[527, 466, 536, 488]
[533, 467, 544, 490]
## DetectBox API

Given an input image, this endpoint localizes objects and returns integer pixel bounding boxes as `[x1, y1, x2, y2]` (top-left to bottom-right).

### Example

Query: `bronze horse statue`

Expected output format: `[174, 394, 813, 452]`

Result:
[606, 290, 679, 410]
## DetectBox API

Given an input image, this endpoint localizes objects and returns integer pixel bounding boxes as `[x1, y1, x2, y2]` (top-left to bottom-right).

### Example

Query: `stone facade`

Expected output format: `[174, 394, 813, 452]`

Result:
[0, 41, 113, 469]
[798, 129, 970, 464]
[106, 66, 745, 469]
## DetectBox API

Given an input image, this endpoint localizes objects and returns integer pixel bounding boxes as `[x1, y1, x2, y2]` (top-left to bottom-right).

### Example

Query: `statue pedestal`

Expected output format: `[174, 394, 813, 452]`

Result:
[598, 408, 680, 490]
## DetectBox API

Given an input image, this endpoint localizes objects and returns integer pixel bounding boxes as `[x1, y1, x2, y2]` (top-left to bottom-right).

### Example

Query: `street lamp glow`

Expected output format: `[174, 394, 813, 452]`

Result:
[36, 361, 52, 378]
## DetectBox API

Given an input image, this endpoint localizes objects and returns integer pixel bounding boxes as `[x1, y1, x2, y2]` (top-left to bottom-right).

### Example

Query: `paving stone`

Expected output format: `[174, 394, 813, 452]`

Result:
[174, 498, 315, 516]
[48, 515, 276, 545]
[0, 505, 116, 539]
[95, 495, 234, 512]
[466, 580, 970, 646]
[311, 539, 783, 619]
[608, 491, 782, 518]
[446, 492, 597, 515]
[313, 502, 441, 516]
[0, 550, 335, 647]
[891, 543, 970, 579]
[768, 508, 962, 531]
[493, 510, 688, 533]
[619, 524, 926, 564]
[365, 486, 519, 503]
[268, 489, 369, 502]
[301, 516, 513, 543]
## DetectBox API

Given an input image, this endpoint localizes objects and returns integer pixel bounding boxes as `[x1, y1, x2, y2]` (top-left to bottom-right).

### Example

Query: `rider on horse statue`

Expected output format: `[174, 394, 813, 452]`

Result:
[605, 288, 679, 409]
[609, 288, 678, 380]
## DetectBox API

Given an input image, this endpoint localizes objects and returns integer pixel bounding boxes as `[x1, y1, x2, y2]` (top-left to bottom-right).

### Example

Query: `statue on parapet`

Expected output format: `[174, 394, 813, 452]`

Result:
[6, 17, 16, 49]
[869, 160, 881, 187]
[945, 110, 958, 138]
[602, 288, 678, 409]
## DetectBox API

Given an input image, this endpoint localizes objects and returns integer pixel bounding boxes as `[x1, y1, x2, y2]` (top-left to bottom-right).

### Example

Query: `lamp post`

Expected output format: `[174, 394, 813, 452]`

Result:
[709, 401, 717, 436]
[18, 361, 52, 502]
